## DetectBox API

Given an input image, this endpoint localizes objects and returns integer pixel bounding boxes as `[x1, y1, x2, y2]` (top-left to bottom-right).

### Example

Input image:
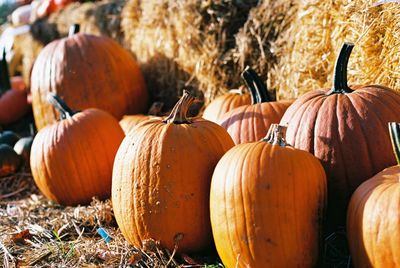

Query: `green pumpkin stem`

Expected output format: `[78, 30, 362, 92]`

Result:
[241, 66, 272, 104]
[263, 124, 287, 147]
[0, 48, 11, 94]
[47, 93, 76, 119]
[327, 42, 354, 95]
[163, 90, 195, 124]
[388, 122, 400, 165]
[68, 24, 80, 37]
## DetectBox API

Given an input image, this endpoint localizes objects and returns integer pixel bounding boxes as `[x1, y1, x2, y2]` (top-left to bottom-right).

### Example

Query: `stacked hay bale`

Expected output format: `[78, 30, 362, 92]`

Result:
[273, 0, 400, 98]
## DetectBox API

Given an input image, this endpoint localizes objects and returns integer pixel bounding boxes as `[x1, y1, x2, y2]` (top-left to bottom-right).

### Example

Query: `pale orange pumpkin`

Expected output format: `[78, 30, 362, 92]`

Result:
[112, 90, 234, 252]
[210, 124, 327, 267]
[31, 94, 124, 205]
[347, 122, 400, 268]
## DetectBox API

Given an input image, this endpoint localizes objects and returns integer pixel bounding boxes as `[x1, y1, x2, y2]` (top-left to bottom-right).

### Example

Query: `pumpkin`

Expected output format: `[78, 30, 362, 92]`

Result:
[280, 43, 400, 229]
[202, 85, 251, 123]
[218, 66, 292, 144]
[0, 130, 20, 147]
[119, 102, 164, 135]
[31, 93, 125, 205]
[0, 50, 29, 125]
[112, 90, 234, 252]
[0, 144, 21, 177]
[347, 122, 400, 268]
[30, 25, 148, 130]
[210, 124, 327, 267]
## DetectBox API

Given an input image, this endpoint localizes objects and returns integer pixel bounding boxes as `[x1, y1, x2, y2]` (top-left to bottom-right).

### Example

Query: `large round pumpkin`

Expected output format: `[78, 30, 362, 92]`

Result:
[31, 94, 125, 205]
[210, 124, 327, 267]
[218, 67, 292, 144]
[202, 86, 251, 123]
[280, 43, 400, 229]
[30, 28, 148, 130]
[347, 122, 400, 268]
[112, 90, 234, 252]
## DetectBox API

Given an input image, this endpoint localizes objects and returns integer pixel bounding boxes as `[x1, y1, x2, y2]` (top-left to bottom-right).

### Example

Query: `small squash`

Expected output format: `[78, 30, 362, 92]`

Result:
[210, 124, 327, 267]
[0, 130, 20, 147]
[219, 66, 292, 144]
[31, 94, 125, 205]
[202, 85, 251, 123]
[347, 122, 400, 268]
[112, 90, 234, 252]
[0, 144, 21, 177]
[280, 43, 400, 229]
[30, 24, 148, 130]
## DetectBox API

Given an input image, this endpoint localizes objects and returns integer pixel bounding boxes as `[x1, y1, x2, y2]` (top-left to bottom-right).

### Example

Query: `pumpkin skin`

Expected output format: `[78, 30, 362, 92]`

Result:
[31, 31, 148, 130]
[112, 91, 234, 252]
[202, 86, 251, 123]
[280, 43, 400, 229]
[210, 124, 327, 267]
[347, 122, 400, 268]
[0, 144, 21, 177]
[31, 94, 125, 206]
[218, 67, 292, 144]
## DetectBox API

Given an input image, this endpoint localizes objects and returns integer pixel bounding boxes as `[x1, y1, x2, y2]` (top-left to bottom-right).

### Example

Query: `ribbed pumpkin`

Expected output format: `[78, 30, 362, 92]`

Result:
[347, 122, 400, 268]
[202, 85, 251, 123]
[0, 51, 29, 125]
[30, 25, 148, 130]
[119, 102, 164, 135]
[112, 90, 234, 252]
[210, 124, 327, 267]
[31, 94, 124, 205]
[219, 67, 292, 144]
[280, 43, 400, 229]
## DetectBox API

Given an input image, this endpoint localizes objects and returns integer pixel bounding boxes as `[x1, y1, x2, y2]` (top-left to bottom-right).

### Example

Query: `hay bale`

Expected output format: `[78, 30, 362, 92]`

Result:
[273, 0, 400, 98]
[122, 0, 258, 110]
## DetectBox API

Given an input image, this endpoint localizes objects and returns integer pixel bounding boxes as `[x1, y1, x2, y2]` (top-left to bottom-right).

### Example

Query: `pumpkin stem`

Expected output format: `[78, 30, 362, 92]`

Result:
[47, 93, 76, 119]
[163, 90, 195, 124]
[327, 42, 354, 95]
[388, 122, 400, 165]
[263, 124, 287, 147]
[68, 24, 80, 37]
[241, 66, 272, 104]
[0, 48, 11, 94]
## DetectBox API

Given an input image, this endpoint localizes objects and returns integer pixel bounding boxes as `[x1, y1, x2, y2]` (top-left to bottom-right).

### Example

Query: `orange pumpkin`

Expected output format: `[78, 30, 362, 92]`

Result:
[210, 124, 327, 267]
[30, 26, 148, 130]
[280, 43, 400, 229]
[119, 102, 164, 135]
[347, 122, 400, 268]
[0, 51, 29, 125]
[219, 66, 292, 144]
[112, 90, 234, 252]
[31, 94, 124, 205]
[202, 86, 251, 123]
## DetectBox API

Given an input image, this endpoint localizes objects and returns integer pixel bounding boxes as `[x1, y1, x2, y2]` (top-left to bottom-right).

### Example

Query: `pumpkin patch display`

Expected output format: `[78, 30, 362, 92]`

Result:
[280, 43, 400, 229]
[219, 66, 292, 144]
[30, 93, 125, 206]
[30, 25, 148, 130]
[112, 90, 234, 253]
[347, 122, 400, 268]
[210, 124, 327, 267]
[202, 85, 251, 123]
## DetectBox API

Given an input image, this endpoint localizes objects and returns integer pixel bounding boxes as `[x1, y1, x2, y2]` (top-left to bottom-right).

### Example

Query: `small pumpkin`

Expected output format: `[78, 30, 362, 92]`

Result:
[31, 93, 125, 205]
[112, 90, 234, 252]
[0, 50, 29, 125]
[202, 85, 251, 123]
[280, 43, 400, 229]
[0, 130, 21, 147]
[210, 124, 327, 267]
[0, 144, 21, 177]
[218, 66, 292, 144]
[30, 24, 148, 130]
[347, 122, 400, 268]
[119, 102, 164, 135]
